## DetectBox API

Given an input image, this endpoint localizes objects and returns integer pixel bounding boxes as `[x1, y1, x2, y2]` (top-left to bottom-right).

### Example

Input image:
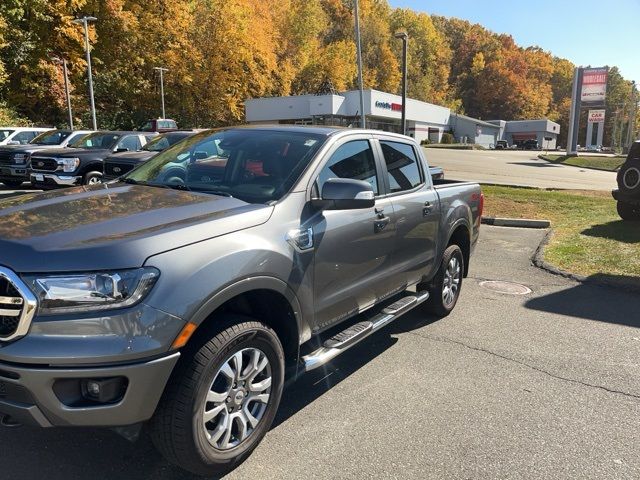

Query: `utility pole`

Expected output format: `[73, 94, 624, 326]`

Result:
[354, 0, 366, 129]
[394, 31, 408, 136]
[73, 16, 98, 130]
[52, 57, 73, 129]
[153, 67, 168, 119]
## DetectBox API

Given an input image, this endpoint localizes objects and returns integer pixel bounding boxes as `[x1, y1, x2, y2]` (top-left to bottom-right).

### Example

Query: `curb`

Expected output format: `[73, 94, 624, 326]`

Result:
[537, 154, 622, 173]
[532, 229, 640, 294]
[482, 217, 550, 229]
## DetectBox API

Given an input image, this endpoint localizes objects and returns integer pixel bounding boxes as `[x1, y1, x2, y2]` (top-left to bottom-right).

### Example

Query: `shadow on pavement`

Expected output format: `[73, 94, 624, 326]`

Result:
[524, 277, 640, 327]
[506, 162, 562, 168]
[581, 221, 640, 243]
[0, 309, 439, 480]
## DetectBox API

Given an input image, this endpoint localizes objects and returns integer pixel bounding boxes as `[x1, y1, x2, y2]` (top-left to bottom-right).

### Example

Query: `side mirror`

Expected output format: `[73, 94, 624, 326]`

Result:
[7, 140, 20, 146]
[115, 147, 130, 153]
[312, 178, 375, 210]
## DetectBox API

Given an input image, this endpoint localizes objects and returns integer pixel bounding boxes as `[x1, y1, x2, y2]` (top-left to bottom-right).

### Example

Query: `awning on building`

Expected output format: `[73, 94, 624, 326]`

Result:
[511, 133, 537, 140]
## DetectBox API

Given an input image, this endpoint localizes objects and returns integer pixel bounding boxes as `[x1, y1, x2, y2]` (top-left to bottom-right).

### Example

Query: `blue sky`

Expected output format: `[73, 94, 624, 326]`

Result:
[389, 0, 640, 84]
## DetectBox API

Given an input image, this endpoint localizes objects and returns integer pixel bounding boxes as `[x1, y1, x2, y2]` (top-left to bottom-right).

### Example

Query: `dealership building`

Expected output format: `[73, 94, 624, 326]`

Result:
[245, 89, 560, 149]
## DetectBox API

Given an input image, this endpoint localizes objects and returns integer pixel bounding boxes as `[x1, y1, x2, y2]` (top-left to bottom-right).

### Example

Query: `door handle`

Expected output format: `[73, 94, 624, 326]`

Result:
[374, 216, 390, 233]
[374, 206, 385, 219]
[423, 201, 432, 216]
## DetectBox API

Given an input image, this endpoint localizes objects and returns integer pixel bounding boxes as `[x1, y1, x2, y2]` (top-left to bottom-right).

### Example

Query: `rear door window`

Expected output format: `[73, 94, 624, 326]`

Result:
[379, 140, 423, 193]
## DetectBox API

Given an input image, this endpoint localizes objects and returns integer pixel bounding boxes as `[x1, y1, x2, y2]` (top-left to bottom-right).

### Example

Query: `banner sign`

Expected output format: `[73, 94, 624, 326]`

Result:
[587, 109, 606, 123]
[581, 68, 608, 103]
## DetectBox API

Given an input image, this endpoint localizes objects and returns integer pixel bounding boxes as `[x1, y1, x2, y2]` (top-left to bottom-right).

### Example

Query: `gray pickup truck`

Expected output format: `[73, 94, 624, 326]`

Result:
[0, 126, 482, 476]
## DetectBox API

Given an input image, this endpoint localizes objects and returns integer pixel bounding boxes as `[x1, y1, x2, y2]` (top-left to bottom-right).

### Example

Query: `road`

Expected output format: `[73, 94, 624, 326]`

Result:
[425, 148, 617, 190]
[1, 225, 638, 479]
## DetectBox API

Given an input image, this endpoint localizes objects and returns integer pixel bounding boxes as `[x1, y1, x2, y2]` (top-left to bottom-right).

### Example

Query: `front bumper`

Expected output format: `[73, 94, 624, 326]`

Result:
[30, 173, 81, 188]
[0, 352, 179, 427]
[0, 166, 29, 182]
[612, 189, 640, 205]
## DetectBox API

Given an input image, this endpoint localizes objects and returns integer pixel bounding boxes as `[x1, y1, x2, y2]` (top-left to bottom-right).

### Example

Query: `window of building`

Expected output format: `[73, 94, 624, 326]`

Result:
[317, 140, 379, 196]
[380, 141, 423, 193]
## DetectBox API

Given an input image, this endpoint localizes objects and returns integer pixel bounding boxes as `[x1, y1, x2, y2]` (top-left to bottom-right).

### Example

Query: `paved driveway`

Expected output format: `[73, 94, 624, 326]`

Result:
[425, 148, 616, 190]
[1, 226, 639, 479]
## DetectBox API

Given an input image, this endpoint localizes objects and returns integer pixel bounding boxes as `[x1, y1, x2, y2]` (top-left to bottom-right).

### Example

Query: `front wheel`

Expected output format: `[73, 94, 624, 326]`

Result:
[422, 244, 464, 317]
[83, 171, 102, 186]
[617, 201, 640, 221]
[150, 315, 285, 476]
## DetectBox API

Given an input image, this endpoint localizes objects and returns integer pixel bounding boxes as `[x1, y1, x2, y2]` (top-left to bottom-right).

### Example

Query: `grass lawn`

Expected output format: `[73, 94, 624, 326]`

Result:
[539, 154, 625, 172]
[482, 185, 640, 279]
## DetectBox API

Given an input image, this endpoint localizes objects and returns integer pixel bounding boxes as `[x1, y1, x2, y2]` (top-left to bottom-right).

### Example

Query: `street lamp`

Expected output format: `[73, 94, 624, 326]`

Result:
[354, 0, 366, 128]
[51, 56, 73, 129]
[72, 16, 98, 130]
[394, 31, 408, 136]
[153, 67, 169, 119]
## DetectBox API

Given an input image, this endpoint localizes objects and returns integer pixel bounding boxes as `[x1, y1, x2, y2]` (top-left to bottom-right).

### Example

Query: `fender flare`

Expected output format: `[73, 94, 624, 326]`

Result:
[189, 275, 308, 344]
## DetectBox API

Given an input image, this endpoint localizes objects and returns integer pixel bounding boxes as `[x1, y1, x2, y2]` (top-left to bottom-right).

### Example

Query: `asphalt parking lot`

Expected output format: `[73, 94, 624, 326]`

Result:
[1, 225, 638, 479]
[425, 148, 616, 190]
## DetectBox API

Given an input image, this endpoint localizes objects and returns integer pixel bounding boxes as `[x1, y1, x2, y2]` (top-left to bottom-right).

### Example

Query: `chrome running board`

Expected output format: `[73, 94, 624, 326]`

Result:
[301, 290, 430, 372]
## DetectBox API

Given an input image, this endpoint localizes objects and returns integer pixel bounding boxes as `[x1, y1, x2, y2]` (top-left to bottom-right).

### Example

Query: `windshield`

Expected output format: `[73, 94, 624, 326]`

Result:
[0, 130, 15, 141]
[125, 129, 326, 204]
[143, 133, 189, 152]
[70, 131, 121, 150]
[30, 129, 71, 145]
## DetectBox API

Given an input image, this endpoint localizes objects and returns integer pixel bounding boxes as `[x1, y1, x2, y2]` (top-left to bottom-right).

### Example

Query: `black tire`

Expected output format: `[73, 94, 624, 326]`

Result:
[1, 180, 23, 188]
[422, 244, 464, 317]
[83, 171, 102, 186]
[149, 315, 285, 476]
[617, 201, 640, 221]
[617, 160, 640, 196]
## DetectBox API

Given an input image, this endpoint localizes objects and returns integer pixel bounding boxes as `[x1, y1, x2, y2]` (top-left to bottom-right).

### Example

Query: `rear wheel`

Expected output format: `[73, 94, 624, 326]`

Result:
[150, 315, 285, 476]
[617, 201, 640, 221]
[422, 244, 464, 317]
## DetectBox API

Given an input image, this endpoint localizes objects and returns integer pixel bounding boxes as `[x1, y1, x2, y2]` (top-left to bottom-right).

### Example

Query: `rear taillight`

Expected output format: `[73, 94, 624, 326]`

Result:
[479, 192, 484, 219]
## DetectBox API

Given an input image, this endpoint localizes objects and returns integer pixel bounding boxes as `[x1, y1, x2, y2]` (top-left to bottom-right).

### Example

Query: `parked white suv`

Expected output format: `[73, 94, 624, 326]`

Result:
[0, 127, 50, 146]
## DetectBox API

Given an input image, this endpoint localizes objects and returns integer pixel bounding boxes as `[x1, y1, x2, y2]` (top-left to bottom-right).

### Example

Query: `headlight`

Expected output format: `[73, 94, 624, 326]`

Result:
[12, 153, 28, 164]
[59, 157, 80, 172]
[23, 268, 160, 315]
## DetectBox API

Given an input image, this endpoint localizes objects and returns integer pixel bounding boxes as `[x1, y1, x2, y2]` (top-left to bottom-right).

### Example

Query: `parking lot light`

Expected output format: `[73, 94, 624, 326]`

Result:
[72, 16, 98, 130]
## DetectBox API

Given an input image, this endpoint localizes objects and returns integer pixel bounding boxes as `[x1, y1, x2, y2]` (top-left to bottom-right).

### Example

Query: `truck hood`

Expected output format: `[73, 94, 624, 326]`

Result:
[0, 184, 273, 272]
[32, 147, 112, 159]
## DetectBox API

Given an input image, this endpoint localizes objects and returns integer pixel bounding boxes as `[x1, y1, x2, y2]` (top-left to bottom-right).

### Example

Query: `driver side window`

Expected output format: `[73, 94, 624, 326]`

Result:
[316, 140, 379, 197]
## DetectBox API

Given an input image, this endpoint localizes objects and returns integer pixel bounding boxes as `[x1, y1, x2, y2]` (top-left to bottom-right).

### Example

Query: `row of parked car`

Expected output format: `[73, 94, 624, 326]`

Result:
[0, 125, 198, 189]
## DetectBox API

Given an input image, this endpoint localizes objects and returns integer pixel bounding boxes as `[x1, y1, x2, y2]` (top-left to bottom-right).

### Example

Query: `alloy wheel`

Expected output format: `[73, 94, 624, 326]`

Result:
[442, 255, 461, 307]
[202, 348, 272, 451]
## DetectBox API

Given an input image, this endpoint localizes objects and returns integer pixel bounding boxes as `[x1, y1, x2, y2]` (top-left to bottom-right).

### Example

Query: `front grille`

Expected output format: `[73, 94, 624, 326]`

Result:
[30, 156, 58, 172]
[104, 162, 135, 178]
[0, 151, 12, 166]
[0, 278, 23, 337]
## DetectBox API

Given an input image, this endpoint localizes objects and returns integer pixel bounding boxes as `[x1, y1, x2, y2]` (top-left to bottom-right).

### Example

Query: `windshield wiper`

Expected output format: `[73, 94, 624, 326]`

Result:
[122, 178, 232, 197]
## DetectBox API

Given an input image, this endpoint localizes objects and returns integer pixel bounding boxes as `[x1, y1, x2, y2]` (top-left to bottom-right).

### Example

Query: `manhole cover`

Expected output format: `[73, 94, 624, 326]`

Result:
[479, 280, 532, 295]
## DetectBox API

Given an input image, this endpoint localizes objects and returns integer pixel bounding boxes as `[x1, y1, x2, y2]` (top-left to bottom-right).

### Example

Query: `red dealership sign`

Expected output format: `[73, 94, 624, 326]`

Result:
[581, 68, 608, 103]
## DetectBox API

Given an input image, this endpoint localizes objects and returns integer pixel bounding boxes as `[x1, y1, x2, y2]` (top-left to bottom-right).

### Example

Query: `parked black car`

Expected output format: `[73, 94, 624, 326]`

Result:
[521, 139, 540, 150]
[103, 130, 198, 181]
[0, 129, 94, 188]
[612, 140, 640, 221]
[29, 131, 156, 188]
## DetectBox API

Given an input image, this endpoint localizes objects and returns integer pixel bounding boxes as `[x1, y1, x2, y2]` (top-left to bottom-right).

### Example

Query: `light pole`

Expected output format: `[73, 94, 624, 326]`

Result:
[394, 31, 408, 136]
[354, 0, 365, 128]
[153, 67, 168, 119]
[52, 57, 73, 129]
[73, 16, 98, 130]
